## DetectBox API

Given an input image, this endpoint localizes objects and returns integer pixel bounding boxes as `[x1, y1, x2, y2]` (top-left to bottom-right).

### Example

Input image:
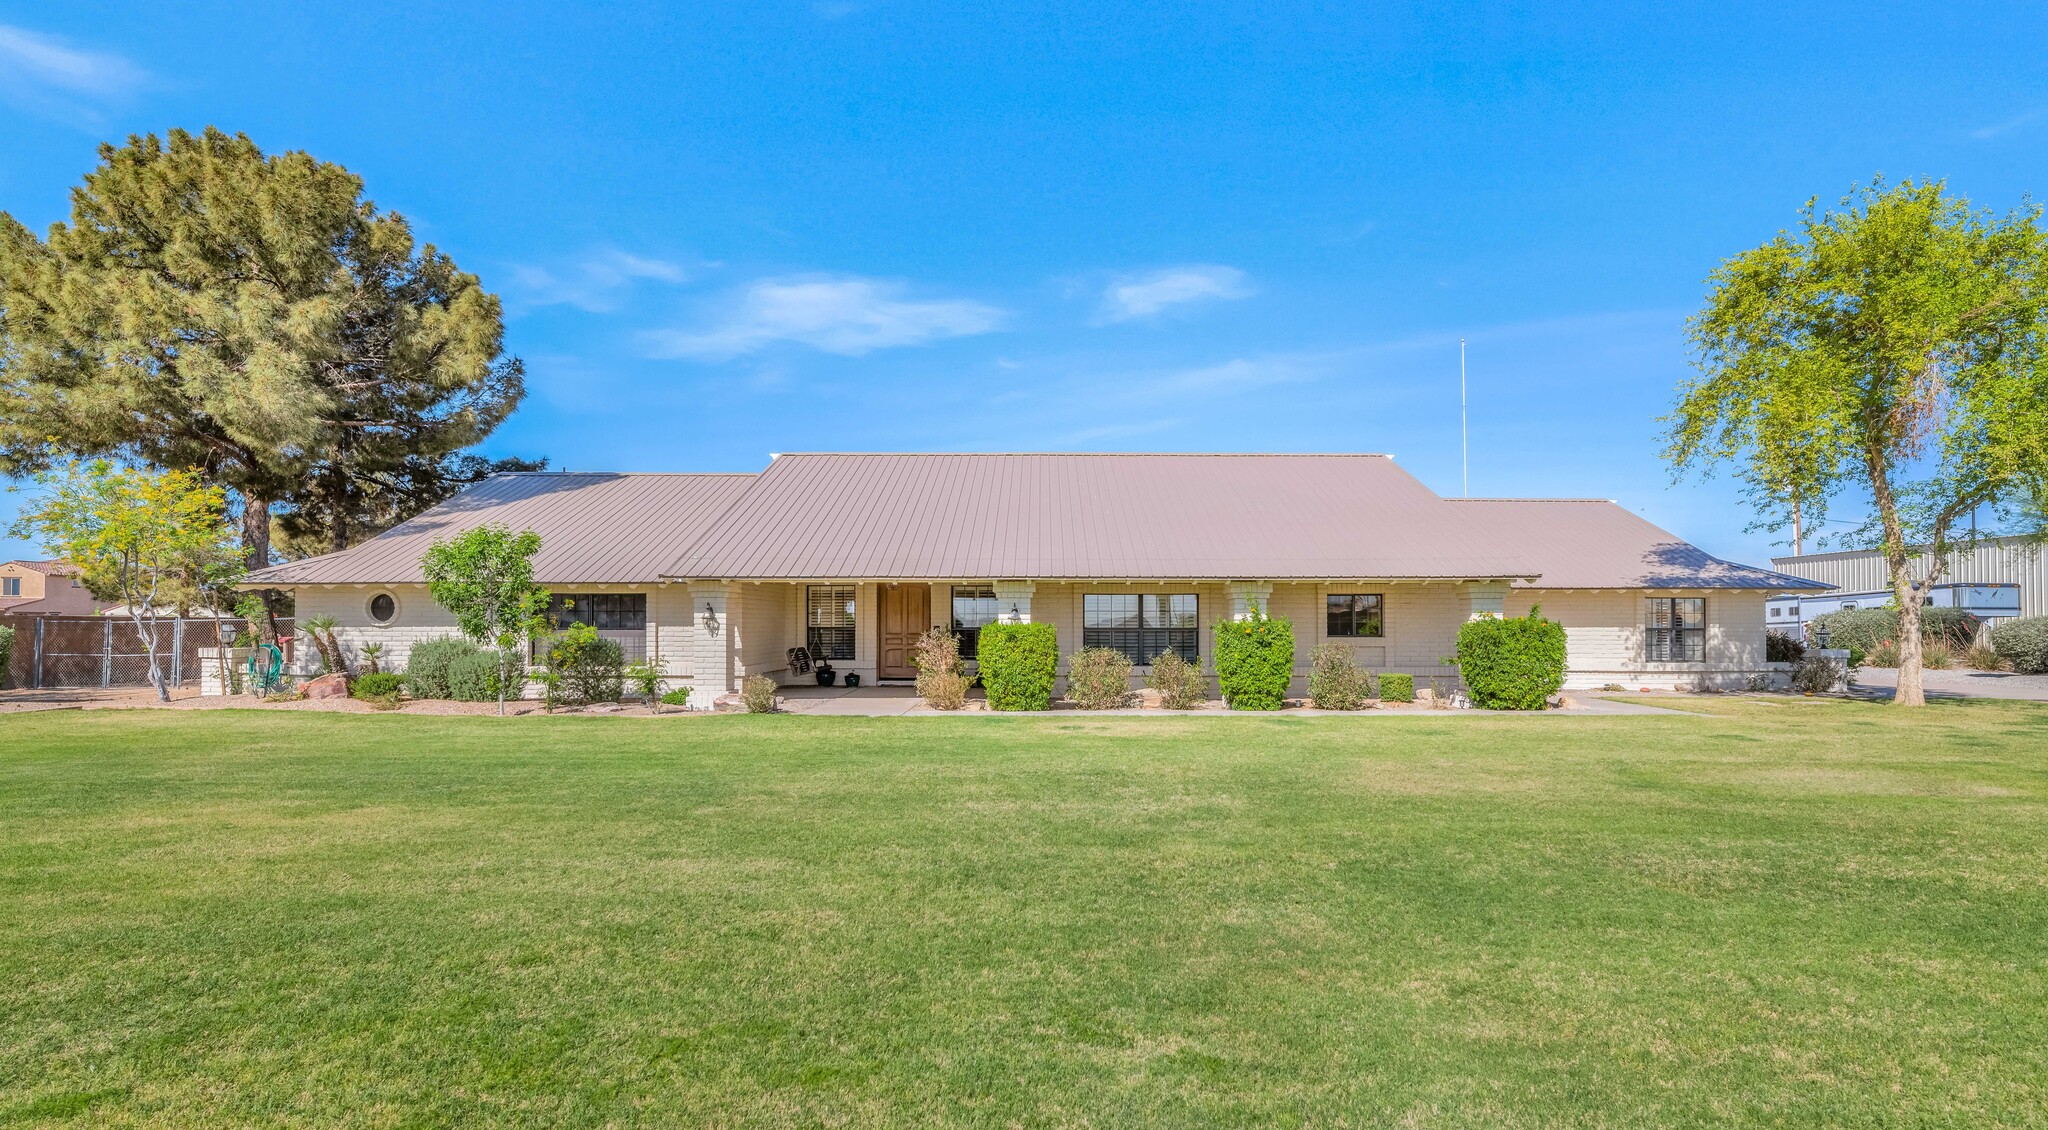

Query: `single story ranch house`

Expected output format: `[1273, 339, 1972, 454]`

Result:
[246, 452, 1826, 703]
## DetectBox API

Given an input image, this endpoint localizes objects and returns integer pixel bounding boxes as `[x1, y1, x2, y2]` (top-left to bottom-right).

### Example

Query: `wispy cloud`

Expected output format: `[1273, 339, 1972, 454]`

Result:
[1970, 106, 2048, 140]
[1128, 354, 1329, 397]
[506, 248, 699, 313]
[1096, 264, 1252, 323]
[0, 24, 144, 126]
[646, 274, 1007, 359]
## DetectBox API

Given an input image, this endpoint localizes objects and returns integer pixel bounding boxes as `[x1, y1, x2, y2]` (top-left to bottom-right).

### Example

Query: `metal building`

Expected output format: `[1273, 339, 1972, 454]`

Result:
[1766, 536, 2047, 629]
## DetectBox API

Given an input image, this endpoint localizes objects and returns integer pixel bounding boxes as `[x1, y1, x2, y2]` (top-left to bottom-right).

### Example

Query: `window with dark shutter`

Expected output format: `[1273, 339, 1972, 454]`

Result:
[1645, 597, 1705, 661]
[950, 585, 998, 659]
[1083, 593, 1197, 665]
[806, 585, 856, 661]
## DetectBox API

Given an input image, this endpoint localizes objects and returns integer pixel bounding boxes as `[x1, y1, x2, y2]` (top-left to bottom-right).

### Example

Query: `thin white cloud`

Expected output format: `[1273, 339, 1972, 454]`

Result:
[507, 248, 699, 313]
[646, 275, 1007, 359]
[1970, 106, 2048, 140]
[0, 24, 144, 125]
[1132, 354, 1327, 397]
[1096, 264, 1252, 323]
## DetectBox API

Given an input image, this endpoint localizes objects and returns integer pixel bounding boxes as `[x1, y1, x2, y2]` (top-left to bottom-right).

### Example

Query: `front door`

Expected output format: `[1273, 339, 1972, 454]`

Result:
[878, 585, 929, 680]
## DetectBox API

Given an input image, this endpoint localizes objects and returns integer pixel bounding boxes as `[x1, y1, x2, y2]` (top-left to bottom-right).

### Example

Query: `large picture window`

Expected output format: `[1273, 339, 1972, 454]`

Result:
[1646, 597, 1705, 661]
[1326, 594, 1383, 638]
[1084, 593, 1198, 665]
[547, 593, 646, 631]
[807, 585, 856, 661]
[950, 585, 999, 659]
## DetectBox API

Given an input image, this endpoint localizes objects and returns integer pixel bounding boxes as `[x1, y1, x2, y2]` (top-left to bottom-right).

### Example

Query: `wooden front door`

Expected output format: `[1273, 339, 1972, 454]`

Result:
[878, 585, 929, 679]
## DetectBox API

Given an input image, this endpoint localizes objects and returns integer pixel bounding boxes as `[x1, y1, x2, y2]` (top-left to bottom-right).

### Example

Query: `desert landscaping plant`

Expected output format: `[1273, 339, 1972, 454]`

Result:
[542, 623, 625, 705]
[421, 525, 549, 715]
[1307, 642, 1375, 710]
[1378, 672, 1415, 703]
[1920, 639, 1956, 670]
[1454, 608, 1567, 710]
[625, 659, 670, 713]
[1789, 654, 1848, 694]
[1989, 615, 2048, 674]
[403, 637, 481, 700]
[1213, 609, 1295, 710]
[659, 687, 694, 709]
[1962, 643, 2009, 672]
[449, 649, 522, 702]
[359, 642, 385, 675]
[301, 614, 349, 676]
[1146, 649, 1208, 709]
[1065, 646, 1135, 710]
[1765, 630, 1806, 663]
[976, 622, 1059, 711]
[741, 674, 779, 713]
[911, 627, 970, 711]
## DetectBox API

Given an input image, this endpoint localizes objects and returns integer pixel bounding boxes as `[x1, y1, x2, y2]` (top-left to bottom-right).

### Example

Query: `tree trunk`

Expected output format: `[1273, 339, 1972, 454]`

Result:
[1895, 588, 1926, 706]
[1863, 449, 1926, 708]
[241, 490, 282, 645]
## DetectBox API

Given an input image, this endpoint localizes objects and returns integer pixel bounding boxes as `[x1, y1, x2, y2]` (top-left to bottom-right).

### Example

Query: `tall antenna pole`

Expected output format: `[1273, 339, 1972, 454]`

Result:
[1459, 337, 1468, 498]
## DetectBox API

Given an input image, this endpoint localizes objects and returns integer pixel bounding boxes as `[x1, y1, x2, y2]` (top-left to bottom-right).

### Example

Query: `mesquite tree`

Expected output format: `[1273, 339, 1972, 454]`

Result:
[10, 462, 241, 702]
[1667, 180, 2048, 705]
[0, 128, 524, 584]
[421, 525, 548, 716]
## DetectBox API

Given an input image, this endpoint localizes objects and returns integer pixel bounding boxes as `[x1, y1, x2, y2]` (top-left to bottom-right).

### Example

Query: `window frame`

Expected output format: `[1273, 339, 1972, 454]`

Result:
[806, 584, 856, 662]
[367, 591, 399, 625]
[545, 593, 647, 632]
[1082, 592, 1199, 666]
[1325, 593, 1385, 638]
[949, 585, 999, 660]
[1645, 596, 1706, 662]
[1, 576, 19, 598]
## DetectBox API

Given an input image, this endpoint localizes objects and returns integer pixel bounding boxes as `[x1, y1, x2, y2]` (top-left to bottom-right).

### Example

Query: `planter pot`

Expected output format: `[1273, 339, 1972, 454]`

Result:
[816, 670, 836, 686]
[844, 672, 862, 688]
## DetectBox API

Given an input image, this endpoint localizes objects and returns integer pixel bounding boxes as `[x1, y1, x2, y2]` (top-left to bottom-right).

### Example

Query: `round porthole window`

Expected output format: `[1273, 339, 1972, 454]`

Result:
[368, 592, 397, 624]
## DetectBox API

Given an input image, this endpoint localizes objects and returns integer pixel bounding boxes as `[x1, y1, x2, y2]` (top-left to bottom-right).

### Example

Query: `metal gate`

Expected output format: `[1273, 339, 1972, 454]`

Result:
[4, 615, 294, 690]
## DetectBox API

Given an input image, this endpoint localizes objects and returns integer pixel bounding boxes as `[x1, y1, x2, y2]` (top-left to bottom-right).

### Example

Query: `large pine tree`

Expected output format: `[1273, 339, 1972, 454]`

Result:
[0, 127, 524, 572]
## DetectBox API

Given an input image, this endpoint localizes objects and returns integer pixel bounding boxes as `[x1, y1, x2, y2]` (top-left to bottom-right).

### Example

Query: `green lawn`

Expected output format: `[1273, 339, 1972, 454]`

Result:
[3, 701, 2046, 1127]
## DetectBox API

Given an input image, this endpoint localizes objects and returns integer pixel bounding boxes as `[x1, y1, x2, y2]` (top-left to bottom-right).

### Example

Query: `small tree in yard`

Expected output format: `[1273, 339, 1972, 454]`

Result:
[1667, 179, 2048, 706]
[420, 525, 547, 715]
[9, 461, 239, 701]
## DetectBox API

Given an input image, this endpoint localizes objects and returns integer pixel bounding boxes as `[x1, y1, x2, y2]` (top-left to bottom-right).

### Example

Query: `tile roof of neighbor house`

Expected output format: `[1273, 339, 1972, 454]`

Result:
[243, 473, 756, 586]
[1445, 499, 1829, 590]
[670, 453, 1534, 580]
[4, 559, 75, 574]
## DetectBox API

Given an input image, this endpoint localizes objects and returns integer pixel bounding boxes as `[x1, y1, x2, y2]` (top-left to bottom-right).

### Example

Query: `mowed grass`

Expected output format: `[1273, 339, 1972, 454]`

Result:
[3, 701, 2047, 1127]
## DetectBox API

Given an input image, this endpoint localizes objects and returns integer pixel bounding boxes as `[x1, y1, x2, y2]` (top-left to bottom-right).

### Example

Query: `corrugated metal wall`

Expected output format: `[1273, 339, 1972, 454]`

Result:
[1771, 537, 2048, 617]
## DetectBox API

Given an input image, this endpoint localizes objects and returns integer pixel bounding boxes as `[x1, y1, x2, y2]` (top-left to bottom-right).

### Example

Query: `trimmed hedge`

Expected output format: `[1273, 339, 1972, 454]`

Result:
[1455, 608, 1566, 710]
[978, 621, 1058, 711]
[1990, 616, 2048, 674]
[350, 672, 404, 699]
[1379, 672, 1414, 703]
[403, 637, 480, 700]
[1213, 609, 1295, 710]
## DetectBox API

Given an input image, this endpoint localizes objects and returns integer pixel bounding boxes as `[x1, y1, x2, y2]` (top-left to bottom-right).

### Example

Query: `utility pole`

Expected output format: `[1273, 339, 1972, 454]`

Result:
[1792, 490, 1803, 556]
[1460, 337, 1468, 498]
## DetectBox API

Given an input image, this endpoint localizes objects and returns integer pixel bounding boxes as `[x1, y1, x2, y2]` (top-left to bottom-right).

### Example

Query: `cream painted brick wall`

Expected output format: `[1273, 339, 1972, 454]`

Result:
[734, 583, 799, 679]
[1506, 589, 1769, 690]
[290, 585, 462, 675]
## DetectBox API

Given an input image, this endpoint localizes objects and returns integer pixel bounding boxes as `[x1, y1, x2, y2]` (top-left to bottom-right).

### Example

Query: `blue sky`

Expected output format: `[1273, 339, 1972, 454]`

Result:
[4, 2, 2046, 566]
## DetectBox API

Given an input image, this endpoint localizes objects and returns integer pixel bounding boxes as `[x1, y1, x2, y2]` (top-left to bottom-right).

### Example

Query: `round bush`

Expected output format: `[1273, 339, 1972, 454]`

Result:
[1455, 609, 1566, 710]
[448, 649, 523, 702]
[1990, 615, 2048, 674]
[402, 637, 480, 700]
[1378, 672, 1415, 703]
[977, 622, 1058, 711]
[1213, 609, 1295, 710]
[1065, 646, 1135, 710]
[349, 672, 404, 699]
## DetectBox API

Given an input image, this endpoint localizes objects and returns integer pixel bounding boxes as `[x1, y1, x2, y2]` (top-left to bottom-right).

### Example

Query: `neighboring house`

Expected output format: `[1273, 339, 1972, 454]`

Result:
[244, 453, 1827, 702]
[1768, 536, 2048, 631]
[0, 560, 111, 617]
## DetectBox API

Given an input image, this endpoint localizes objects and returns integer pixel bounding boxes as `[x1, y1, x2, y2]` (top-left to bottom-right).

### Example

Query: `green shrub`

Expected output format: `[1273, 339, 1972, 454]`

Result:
[542, 623, 624, 704]
[1065, 647, 1135, 709]
[741, 674, 779, 713]
[1765, 630, 1805, 663]
[1811, 606, 1981, 653]
[660, 687, 694, 708]
[1789, 654, 1845, 694]
[448, 649, 523, 702]
[1307, 642, 1374, 710]
[1990, 615, 2048, 674]
[1379, 672, 1415, 702]
[403, 636, 480, 699]
[1147, 649, 1208, 709]
[977, 622, 1058, 711]
[1213, 609, 1295, 710]
[350, 672, 404, 699]
[0, 623, 14, 690]
[1455, 608, 1566, 710]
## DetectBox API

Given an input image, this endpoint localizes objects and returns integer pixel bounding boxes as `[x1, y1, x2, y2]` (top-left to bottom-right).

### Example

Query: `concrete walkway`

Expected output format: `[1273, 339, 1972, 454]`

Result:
[772, 684, 1695, 717]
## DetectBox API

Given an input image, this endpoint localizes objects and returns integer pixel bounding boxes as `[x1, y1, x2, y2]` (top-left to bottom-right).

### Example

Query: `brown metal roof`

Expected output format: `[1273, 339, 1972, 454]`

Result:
[245, 473, 754, 586]
[667, 453, 1537, 580]
[1444, 499, 1829, 589]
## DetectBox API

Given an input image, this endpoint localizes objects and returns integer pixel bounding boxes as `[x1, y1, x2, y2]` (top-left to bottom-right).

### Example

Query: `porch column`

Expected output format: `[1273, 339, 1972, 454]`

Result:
[1226, 581, 1274, 619]
[685, 581, 737, 706]
[993, 581, 1036, 623]
[1462, 581, 1510, 620]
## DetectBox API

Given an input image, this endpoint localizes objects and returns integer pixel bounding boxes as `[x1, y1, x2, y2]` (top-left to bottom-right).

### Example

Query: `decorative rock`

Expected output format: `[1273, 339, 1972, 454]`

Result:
[711, 693, 748, 713]
[304, 673, 350, 700]
[1135, 688, 1163, 708]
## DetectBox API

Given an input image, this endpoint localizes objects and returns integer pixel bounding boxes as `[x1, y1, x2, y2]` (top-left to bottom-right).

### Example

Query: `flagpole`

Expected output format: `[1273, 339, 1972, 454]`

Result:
[1460, 337, 1468, 498]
